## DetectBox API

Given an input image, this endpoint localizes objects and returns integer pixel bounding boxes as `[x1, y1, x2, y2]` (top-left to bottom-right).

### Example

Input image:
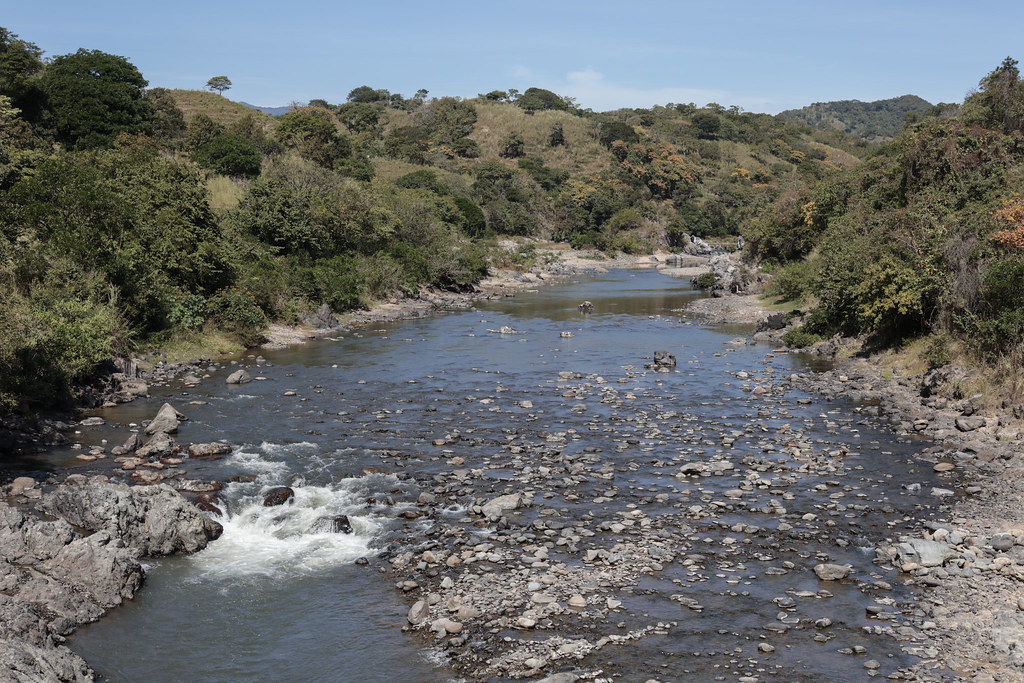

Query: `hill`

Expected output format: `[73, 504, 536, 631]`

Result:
[778, 94, 933, 141]
[168, 89, 275, 127]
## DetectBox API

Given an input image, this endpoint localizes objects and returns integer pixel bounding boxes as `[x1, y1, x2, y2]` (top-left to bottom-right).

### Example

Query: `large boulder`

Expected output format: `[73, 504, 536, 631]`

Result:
[481, 493, 522, 518]
[0, 595, 93, 682]
[225, 369, 251, 385]
[144, 403, 185, 435]
[38, 481, 222, 556]
[896, 539, 951, 568]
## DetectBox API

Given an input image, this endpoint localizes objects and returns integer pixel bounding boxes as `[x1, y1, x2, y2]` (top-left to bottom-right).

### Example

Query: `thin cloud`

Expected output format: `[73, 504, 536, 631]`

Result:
[557, 69, 726, 111]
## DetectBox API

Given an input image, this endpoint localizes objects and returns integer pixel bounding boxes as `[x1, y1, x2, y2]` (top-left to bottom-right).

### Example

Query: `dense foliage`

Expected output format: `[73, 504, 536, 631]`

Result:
[12, 23, 1008, 413]
[778, 95, 935, 141]
[752, 58, 1024, 368]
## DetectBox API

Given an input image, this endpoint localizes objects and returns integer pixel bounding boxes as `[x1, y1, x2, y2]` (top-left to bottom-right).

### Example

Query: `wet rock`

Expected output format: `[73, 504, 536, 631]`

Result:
[578, 301, 594, 313]
[312, 515, 352, 534]
[38, 481, 222, 555]
[187, 442, 233, 459]
[111, 433, 143, 456]
[482, 493, 522, 518]
[756, 312, 788, 332]
[652, 350, 676, 370]
[814, 563, 853, 581]
[263, 487, 295, 507]
[226, 369, 252, 385]
[144, 403, 185, 435]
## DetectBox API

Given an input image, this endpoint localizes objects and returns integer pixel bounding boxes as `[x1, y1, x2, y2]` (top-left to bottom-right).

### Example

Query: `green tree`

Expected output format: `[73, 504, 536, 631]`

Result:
[499, 132, 525, 158]
[206, 75, 232, 94]
[275, 109, 349, 168]
[39, 49, 151, 149]
[185, 113, 225, 152]
[962, 57, 1024, 133]
[516, 87, 571, 112]
[347, 85, 384, 103]
[145, 88, 186, 146]
[548, 122, 565, 147]
[192, 134, 262, 177]
[0, 27, 45, 122]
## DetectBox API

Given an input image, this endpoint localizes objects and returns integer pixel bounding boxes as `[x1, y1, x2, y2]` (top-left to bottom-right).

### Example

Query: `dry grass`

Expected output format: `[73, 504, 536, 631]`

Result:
[470, 102, 611, 176]
[168, 89, 274, 130]
[371, 158, 474, 195]
[207, 175, 248, 211]
[148, 329, 244, 364]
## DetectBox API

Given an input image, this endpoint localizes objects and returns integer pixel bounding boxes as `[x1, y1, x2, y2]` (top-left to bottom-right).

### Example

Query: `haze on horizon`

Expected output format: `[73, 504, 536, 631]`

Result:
[5, 0, 1023, 113]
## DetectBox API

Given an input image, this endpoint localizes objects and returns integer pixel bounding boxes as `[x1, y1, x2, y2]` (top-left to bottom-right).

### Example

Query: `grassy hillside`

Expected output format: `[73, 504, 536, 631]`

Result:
[168, 88, 275, 129]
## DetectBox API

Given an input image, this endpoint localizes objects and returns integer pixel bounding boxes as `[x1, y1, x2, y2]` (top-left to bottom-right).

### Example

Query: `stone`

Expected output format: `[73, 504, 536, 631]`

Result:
[144, 403, 185, 435]
[225, 369, 251, 385]
[262, 487, 295, 507]
[653, 350, 676, 369]
[814, 563, 853, 581]
[407, 600, 429, 625]
[578, 301, 594, 313]
[896, 539, 950, 568]
[38, 482, 222, 556]
[955, 415, 986, 432]
[135, 432, 176, 458]
[187, 442, 233, 459]
[311, 515, 352, 534]
[992, 533, 1016, 552]
[481, 493, 521, 518]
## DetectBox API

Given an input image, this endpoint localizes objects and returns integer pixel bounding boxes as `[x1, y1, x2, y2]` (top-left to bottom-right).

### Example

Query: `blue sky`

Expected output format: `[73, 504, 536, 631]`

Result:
[5, 1, 1023, 113]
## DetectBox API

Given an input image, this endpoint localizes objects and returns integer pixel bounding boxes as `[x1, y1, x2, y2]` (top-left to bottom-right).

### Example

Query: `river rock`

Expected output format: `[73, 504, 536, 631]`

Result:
[896, 539, 951, 568]
[263, 487, 295, 507]
[408, 599, 430, 625]
[187, 442, 233, 459]
[0, 595, 93, 682]
[481, 493, 521, 518]
[38, 481, 222, 556]
[312, 515, 352, 534]
[111, 433, 143, 456]
[39, 531, 143, 608]
[144, 403, 185, 435]
[225, 369, 251, 385]
[814, 563, 853, 581]
[653, 350, 676, 369]
[578, 301, 594, 313]
[136, 432, 176, 458]
[955, 415, 987, 432]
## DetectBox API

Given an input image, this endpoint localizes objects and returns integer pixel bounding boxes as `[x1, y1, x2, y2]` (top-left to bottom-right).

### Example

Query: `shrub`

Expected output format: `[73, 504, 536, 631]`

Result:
[693, 272, 717, 289]
[766, 259, 818, 302]
[192, 134, 262, 177]
[782, 327, 822, 348]
[207, 286, 267, 346]
[499, 132, 525, 159]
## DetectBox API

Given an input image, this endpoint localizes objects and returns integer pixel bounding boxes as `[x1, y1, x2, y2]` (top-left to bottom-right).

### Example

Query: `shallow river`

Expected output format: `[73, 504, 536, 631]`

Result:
[42, 268, 945, 681]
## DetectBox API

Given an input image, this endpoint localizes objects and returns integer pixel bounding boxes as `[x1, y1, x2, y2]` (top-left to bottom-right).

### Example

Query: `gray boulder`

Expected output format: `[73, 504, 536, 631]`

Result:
[225, 369, 251, 385]
[0, 595, 93, 682]
[896, 539, 951, 568]
[144, 403, 185, 435]
[38, 482, 222, 556]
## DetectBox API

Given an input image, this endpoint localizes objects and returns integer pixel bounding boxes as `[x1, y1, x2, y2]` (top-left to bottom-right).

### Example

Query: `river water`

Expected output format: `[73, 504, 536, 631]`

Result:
[44, 268, 945, 681]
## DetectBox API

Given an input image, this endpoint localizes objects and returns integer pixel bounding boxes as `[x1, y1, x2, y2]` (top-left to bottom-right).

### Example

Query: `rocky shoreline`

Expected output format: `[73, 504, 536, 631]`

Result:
[0, 475, 221, 680]
[18, 251, 1024, 681]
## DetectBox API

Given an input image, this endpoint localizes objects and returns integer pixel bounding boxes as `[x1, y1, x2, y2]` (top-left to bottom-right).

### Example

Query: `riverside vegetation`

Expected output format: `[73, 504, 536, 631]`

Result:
[1, 25, 1023, 437]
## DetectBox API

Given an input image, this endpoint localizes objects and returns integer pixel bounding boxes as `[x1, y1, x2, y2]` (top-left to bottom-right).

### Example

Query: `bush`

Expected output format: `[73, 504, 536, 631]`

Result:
[192, 134, 262, 177]
[207, 286, 267, 346]
[782, 327, 822, 348]
[766, 259, 818, 301]
[499, 132, 525, 159]
[693, 272, 717, 289]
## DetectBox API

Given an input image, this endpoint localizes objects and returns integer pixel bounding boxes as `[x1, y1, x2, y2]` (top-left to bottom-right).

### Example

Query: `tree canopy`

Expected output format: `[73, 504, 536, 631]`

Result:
[39, 49, 151, 149]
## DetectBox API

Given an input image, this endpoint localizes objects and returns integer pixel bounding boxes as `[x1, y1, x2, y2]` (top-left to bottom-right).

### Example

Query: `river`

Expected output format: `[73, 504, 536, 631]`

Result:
[41, 267, 945, 681]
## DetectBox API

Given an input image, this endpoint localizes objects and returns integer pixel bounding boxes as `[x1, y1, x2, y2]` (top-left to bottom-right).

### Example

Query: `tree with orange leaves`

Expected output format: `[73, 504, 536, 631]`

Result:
[991, 196, 1024, 249]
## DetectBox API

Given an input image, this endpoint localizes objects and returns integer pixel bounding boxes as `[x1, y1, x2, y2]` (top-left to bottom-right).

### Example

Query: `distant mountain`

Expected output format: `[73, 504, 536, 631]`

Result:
[778, 95, 933, 141]
[239, 102, 295, 117]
